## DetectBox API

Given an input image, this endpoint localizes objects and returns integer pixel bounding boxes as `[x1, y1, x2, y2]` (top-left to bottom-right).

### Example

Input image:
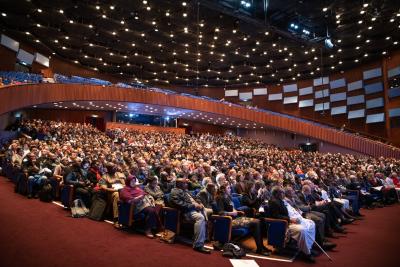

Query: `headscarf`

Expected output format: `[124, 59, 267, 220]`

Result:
[119, 175, 145, 203]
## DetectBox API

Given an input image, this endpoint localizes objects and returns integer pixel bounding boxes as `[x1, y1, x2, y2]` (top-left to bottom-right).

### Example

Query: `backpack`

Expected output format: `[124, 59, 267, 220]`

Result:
[88, 196, 107, 221]
[222, 243, 246, 259]
[39, 183, 53, 202]
[71, 199, 89, 218]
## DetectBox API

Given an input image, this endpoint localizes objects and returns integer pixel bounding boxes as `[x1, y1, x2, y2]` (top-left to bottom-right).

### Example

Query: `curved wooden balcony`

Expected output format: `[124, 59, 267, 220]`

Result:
[1, 83, 399, 158]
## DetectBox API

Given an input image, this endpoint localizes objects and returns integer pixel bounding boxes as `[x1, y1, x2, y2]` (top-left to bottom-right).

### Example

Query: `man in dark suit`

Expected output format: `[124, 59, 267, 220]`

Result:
[170, 178, 211, 254]
[196, 182, 216, 218]
[298, 185, 346, 233]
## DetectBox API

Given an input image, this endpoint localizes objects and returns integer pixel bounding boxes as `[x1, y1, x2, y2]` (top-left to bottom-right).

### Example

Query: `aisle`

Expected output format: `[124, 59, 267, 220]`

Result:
[0, 176, 399, 267]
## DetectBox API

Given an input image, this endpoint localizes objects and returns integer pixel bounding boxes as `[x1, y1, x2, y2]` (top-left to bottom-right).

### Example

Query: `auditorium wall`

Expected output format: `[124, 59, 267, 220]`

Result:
[22, 108, 113, 124]
[177, 119, 235, 135]
[238, 128, 366, 156]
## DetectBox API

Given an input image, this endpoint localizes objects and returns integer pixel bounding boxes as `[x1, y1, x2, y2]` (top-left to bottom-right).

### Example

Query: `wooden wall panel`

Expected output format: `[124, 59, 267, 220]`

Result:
[106, 122, 185, 134]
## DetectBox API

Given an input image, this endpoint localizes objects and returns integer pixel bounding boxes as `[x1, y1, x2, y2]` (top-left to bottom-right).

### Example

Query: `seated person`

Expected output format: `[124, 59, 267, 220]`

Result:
[64, 160, 93, 208]
[299, 184, 347, 232]
[269, 186, 316, 263]
[159, 171, 175, 193]
[23, 153, 47, 198]
[98, 164, 125, 228]
[196, 182, 217, 219]
[169, 178, 211, 254]
[241, 180, 260, 217]
[285, 187, 336, 250]
[144, 175, 165, 214]
[214, 184, 271, 256]
[119, 175, 160, 238]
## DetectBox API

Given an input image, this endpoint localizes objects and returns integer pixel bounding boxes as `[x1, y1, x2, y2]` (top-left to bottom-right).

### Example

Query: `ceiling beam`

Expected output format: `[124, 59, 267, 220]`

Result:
[197, 0, 324, 48]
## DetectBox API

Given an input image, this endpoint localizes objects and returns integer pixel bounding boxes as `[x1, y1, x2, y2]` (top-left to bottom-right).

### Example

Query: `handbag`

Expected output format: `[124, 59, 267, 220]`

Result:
[159, 229, 176, 244]
[222, 243, 246, 259]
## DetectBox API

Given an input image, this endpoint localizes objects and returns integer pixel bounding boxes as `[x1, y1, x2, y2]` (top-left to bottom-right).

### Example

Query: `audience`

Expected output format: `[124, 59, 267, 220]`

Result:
[2, 119, 400, 261]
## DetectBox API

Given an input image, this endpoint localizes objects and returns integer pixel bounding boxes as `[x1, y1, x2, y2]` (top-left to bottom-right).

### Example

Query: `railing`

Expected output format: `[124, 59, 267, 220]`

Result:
[1, 72, 399, 158]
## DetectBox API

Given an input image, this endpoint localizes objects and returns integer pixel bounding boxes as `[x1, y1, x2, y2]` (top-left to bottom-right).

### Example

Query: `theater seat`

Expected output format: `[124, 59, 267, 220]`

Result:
[211, 214, 250, 244]
[117, 200, 148, 229]
[60, 184, 74, 208]
[162, 207, 181, 235]
[264, 218, 288, 249]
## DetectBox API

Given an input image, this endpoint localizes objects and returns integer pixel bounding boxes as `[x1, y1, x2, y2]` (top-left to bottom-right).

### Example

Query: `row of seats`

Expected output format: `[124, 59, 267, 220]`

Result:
[0, 71, 42, 84]
[53, 74, 112, 86]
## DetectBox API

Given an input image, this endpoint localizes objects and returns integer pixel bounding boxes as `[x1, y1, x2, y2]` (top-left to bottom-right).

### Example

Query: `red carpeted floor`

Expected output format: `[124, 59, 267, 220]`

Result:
[0, 176, 399, 267]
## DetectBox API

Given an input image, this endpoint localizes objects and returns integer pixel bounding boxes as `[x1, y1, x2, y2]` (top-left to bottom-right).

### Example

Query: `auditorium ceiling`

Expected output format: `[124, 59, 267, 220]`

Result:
[31, 101, 266, 129]
[0, 0, 399, 87]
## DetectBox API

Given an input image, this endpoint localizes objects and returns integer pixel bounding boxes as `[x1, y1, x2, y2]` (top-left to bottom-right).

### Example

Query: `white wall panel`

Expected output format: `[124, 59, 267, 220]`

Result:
[268, 93, 283, 101]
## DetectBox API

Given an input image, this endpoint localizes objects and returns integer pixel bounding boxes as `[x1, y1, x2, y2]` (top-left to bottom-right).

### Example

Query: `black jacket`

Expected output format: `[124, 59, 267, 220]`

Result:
[170, 188, 196, 212]
[268, 198, 290, 222]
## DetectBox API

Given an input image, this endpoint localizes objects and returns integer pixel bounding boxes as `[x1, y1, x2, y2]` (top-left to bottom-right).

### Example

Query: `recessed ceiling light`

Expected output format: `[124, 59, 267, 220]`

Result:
[146, 6, 151, 11]
[110, 5, 114, 10]
[96, 5, 100, 10]
[59, 9, 63, 14]
[37, 9, 42, 13]
[322, 7, 328, 12]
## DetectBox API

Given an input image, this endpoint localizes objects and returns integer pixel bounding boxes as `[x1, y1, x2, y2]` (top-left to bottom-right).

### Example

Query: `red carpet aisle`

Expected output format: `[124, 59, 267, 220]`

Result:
[0, 176, 399, 267]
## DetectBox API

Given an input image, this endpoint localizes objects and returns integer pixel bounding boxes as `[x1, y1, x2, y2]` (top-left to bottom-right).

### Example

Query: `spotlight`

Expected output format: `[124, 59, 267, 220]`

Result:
[240, 1, 251, 8]
[325, 38, 334, 48]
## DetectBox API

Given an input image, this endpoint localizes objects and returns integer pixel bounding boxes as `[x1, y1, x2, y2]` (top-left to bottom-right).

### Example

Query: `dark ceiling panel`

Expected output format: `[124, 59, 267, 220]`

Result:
[0, 0, 398, 87]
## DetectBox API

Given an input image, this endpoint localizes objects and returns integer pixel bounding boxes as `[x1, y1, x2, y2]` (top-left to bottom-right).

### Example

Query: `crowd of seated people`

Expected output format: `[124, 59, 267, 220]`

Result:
[0, 71, 43, 86]
[1, 119, 399, 262]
